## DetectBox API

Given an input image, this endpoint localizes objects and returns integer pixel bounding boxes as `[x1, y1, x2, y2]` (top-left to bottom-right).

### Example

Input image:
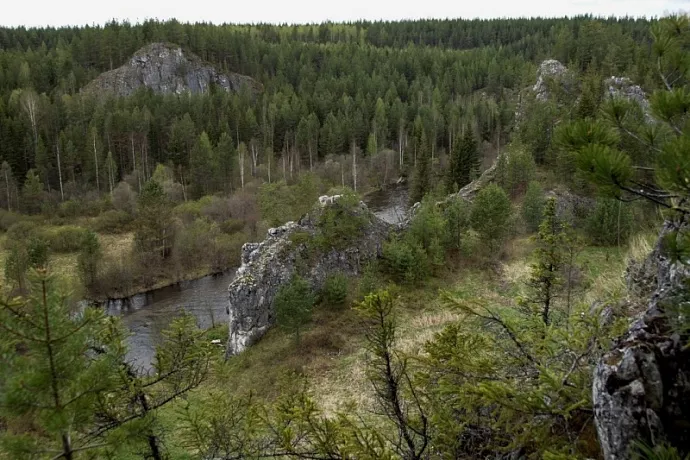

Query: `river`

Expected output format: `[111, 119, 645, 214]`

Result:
[112, 185, 408, 371]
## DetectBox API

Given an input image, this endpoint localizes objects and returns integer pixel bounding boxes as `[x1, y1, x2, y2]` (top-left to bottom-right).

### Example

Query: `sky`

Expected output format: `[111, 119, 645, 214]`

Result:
[0, 0, 687, 28]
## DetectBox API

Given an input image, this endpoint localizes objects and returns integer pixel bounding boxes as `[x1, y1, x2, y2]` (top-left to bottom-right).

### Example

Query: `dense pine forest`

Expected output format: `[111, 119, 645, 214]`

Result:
[1, 13, 690, 460]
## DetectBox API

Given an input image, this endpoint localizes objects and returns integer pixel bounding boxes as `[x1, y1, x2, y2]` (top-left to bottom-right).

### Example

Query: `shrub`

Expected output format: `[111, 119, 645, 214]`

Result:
[6, 221, 39, 242]
[314, 193, 368, 251]
[289, 230, 312, 247]
[174, 220, 218, 271]
[586, 198, 633, 246]
[321, 273, 349, 307]
[0, 210, 24, 232]
[210, 233, 246, 272]
[497, 145, 537, 197]
[112, 182, 137, 214]
[219, 218, 245, 235]
[77, 231, 102, 289]
[173, 200, 205, 225]
[41, 226, 90, 253]
[91, 210, 133, 234]
[407, 198, 449, 266]
[444, 198, 471, 251]
[275, 276, 315, 342]
[522, 181, 545, 233]
[470, 184, 512, 252]
[382, 237, 430, 284]
[201, 196, 232, 222]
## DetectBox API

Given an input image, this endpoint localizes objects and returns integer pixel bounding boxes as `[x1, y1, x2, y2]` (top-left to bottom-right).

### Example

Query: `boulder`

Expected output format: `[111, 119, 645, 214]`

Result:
[593, 218, 690, 459]
[226, 197, 393, 356]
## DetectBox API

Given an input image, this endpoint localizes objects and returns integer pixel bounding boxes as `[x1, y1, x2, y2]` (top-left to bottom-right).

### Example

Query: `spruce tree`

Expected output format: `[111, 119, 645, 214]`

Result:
[447, 124, 479, 193]
[410, 129, 431, 205]
[519, 197, 569, 325]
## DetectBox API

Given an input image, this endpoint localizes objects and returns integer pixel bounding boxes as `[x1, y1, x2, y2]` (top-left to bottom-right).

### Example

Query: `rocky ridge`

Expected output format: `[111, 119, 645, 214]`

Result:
[82, 42, 261, 97]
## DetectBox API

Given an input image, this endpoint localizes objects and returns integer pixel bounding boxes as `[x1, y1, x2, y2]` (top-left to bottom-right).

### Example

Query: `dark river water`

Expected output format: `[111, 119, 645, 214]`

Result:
[111, 186, 408, 371]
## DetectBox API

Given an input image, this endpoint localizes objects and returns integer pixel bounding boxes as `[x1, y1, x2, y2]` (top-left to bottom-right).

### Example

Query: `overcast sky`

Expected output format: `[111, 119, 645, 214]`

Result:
[1, 0, 687, 28]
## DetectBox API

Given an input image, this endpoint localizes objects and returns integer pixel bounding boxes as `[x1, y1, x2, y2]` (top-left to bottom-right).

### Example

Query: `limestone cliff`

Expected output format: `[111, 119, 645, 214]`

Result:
[593, 217, 690, 458]
[226, 196, 393, 356]
[82, 42, 261, 97]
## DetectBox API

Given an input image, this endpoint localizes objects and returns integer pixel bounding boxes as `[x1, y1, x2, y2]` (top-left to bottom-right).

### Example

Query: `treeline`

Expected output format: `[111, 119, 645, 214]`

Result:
[0, 16, 656, 209]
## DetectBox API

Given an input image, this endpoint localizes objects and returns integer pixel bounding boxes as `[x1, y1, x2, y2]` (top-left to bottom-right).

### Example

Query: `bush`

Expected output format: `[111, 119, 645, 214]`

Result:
[174, 220, 218, 271]
[407, 198, 449, 266]
[586, 198, 633, 246]
[77, 231, 102, 289]
[0, 210, 24, 232]
[41, 226, 90, 253]
[201, 196, 233, 222]
[382, 237, 430, 284]
[210, 232, 246, 272]
[112, 182, 137, 214]
[173, 200, 205, 225]
[275, 276, 315, 342]
[321, 273, 349, 307]
[314, 193, 368, 250]
[219, 218, 245, 235]
[497, 145, 537, 197]
[6, 221, 39, 242]
[91, 210, 133, 234]
[444, 198, 471, 251]
[522, 181, 545, 233]
[470, 184, 512, 252]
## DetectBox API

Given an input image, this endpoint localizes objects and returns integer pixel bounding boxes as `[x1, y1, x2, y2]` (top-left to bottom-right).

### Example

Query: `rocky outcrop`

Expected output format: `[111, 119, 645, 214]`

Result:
[593, 218, 690, 459]
[605, 76, 652, 120]
[82, 42, 261, 97]
[532, 59, 571, 101]
[226, 196, 393, 356]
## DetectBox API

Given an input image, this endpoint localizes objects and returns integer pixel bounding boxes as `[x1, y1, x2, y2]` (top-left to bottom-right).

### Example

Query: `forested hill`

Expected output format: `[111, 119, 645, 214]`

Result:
[0, 17, 654, 204]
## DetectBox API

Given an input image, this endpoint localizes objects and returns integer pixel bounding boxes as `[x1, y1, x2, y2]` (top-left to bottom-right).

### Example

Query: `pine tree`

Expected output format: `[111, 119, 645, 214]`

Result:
[522, 181, 545, 232]
[21, 168, 43, 214]
[274, 276, 315, 343]
[409, 129, 431, 205]
[0, 271, 120, 459]
[134, 180, 174, 262]
[447, 124, 479, 193]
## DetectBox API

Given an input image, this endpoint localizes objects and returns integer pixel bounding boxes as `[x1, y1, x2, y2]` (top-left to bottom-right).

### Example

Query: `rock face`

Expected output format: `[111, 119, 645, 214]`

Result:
[82, 43, 261, 97]
[532, 59, 570, 101]
[226, 197, 393, 356]
[593, 218, 690, 459]
[605, 76, 652, 121]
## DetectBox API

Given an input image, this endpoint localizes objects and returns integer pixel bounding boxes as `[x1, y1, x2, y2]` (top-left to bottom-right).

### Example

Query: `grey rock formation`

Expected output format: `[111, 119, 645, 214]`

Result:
[82, 42, 261, 97]
[226, 197, 393, 356]
[593, 218, 690, 459]
[532, 59, 569, 101]
[605, 76, 652, 121]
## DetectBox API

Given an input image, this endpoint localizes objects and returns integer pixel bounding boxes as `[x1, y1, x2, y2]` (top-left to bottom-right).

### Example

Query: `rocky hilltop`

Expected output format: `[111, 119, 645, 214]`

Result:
[226, 196, 393, 356]
[82, 43, 261, 97]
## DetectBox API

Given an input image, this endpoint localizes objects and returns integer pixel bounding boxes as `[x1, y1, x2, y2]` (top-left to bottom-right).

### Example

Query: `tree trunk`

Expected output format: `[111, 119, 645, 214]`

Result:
[352, 140, 357, 192]
[56, 142, 64, 201]
[93, 133, 100, 192]
[5, 169, 11, 211]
